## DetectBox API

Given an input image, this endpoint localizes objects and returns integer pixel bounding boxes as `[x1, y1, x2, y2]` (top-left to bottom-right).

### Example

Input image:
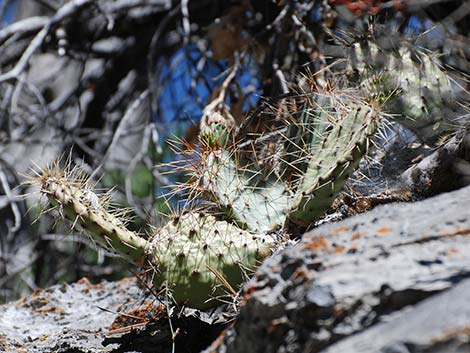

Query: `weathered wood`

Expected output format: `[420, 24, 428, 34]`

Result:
[210, 185, 470, 353]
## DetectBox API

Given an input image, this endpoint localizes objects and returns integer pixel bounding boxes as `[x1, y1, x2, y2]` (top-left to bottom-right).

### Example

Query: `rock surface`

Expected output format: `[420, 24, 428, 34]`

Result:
[209, 185, 470, 353]
[2, 186, 470, 352]
[0, 277, 226, 353]
[322, 278, 470, 353]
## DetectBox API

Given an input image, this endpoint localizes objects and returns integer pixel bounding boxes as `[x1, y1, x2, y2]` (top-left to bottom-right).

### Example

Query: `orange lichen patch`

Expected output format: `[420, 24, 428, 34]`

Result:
[293, 268, 309, 282]
[334, 305, 345, 318]
[108, 301, 165, 333]
[30, 288, 45, 297]
[77, 277, 93, 286]
[76, 277, 106, 294]
[303, 236, 357, 255]
[244, 284, 262, 301]
[117, 276, 139, 296]
[16, 292, 64, 316]
[331, 245, 345, 254]
[267, 317, 289, 334]
[431, 325, 470, 343]
[119, 276, 138, 286]
[17, 295, 48, 309]
[328, 226, 349, 236]
[33, 305, 65, 316]
[303, 236, 329, 252]
[376, 227, 392, 235]
[442, 228, 470, 237]
[351, 232, 366, 240]
[447, 247, 459, 254]
[77, 277, 93, 293]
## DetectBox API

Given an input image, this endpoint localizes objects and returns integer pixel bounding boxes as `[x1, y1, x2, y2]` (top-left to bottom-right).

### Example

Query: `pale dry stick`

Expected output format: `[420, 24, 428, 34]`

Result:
[0, 17, 48, 45]
[0, 169, 21, 235]
[147, 3, 181, 118]
[102, 90, 150, 164]
[199, 55, 242, 134]
[0, 0, 93, 83]
[0, 25, 50, 83]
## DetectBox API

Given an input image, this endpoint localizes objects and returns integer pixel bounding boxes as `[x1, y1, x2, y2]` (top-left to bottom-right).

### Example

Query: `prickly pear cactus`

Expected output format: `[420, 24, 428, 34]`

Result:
[348, 41, 462, 144]
[149, 212, 272, 308]
[287, 98, 379, 226]
[28, 39, 469, 312]
[201, 150, 291, 233]
[30, 161, 273, 309]
[31, 80, 380, 309]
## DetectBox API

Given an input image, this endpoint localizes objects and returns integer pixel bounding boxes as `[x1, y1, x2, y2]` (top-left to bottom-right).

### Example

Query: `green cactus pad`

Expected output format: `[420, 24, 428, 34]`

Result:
[287, 102, 379, 226]
[201, 150, 292, 233]
[149, 212, 273, 308]
[36, 168, 147, 264]
[348, 42, 458, 144]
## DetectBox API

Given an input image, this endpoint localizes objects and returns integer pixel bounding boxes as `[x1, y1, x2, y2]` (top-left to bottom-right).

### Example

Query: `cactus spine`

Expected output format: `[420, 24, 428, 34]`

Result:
[32, 81, 380, 309]
[33, 163, 273, 309]
[287, 101, 378, 226]
[348, 41, 463, 144]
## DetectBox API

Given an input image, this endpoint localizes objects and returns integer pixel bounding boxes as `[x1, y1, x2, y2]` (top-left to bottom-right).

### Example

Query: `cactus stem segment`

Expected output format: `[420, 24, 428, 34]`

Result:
[29, 161, 148, 264]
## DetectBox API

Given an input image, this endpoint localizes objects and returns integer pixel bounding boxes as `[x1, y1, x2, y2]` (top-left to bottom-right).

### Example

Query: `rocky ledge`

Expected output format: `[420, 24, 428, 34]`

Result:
[2, 186, 470, 352]
[209, 184, 470, 353]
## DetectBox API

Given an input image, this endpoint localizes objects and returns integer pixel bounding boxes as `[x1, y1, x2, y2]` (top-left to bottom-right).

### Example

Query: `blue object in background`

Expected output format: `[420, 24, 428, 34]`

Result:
[0, 0, 16, 26]
[155, 45, 261, 128]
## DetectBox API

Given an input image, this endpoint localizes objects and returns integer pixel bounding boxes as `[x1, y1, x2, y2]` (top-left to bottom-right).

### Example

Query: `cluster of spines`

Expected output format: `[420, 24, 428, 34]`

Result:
[149, 212, 272, 308]
[30, 159, 274, 309]
[347, 41, 463, 145]
[28, 160, 148, 264]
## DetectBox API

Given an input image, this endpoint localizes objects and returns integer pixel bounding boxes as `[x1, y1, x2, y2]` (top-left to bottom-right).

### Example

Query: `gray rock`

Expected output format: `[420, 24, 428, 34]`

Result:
[0, 277, 226, 352]
[322, 279, 470, 353]
[210, 185, 470, 353]
[0, 277, 150, 352]
[3, 184, 470, 352]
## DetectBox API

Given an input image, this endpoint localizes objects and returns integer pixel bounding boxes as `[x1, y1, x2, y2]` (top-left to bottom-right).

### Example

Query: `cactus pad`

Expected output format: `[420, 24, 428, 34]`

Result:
[287, 100, 379, 226]
[149, 212, 273, 308]
[31, 162, 147, 264]
[201, 150, 291, 233]
[348, 42, 459, 144]
[31, 161, 274, 309]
